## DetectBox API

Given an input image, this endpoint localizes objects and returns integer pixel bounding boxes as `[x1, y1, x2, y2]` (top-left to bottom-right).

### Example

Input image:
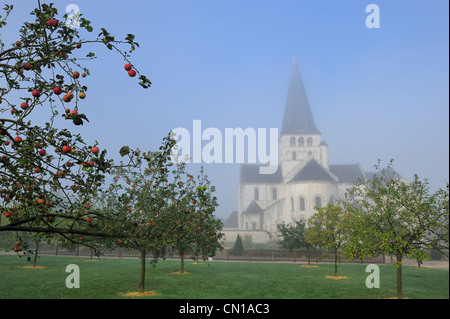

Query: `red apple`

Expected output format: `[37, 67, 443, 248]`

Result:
[39, 149, 46, 156]
[62, 145, 72, 153]
[4, 212, 12, 218]
[86, 218, 93, 223]
[20, 102, 29, 110]
[128, 69, 136, 77]
[32, 89, 40, 97]
[46, 19, 58, 27]
[53, 87, 62, 95]
[23, 63, 32, 70]
[91, 146, 100, 154]
[37, 198, 45, 205]
[72, 71, 80, 79]
[34, 167, 41, 173]
[63, 94, 71, 103]
[70, 110, 78, 116]
[124, 64, 132, 71]
[82, 161, 94, 167]
[14, 136, 22, 143]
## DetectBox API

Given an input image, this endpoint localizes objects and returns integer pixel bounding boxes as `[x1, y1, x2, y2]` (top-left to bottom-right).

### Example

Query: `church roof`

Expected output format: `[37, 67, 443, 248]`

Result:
[242, 201, 264, 215]
[281, 56, 321, 136]
[329, 164, 365, 184]
[223, 210, 238, 228]
[329, 164, 404, 184]
[289, 159, 337, 183]
[240, 164, 283, 184]
[365, 168, 403, 181]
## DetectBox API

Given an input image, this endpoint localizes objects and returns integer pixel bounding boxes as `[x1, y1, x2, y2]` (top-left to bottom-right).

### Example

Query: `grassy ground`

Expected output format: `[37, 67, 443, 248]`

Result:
[0, 254, 448, 299]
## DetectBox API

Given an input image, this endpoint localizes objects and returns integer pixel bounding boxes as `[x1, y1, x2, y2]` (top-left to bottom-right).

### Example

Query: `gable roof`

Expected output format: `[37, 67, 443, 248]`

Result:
[242, 201, 264, 215]
[329, 163, 365, 184]
[365, 167, 403, 181]
[289, 159, 337, 183]
[223, 210, 238, 228]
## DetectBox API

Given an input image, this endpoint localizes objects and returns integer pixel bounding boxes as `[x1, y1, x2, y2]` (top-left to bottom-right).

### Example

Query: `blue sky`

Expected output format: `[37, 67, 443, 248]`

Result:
[2, 0, 449, 220]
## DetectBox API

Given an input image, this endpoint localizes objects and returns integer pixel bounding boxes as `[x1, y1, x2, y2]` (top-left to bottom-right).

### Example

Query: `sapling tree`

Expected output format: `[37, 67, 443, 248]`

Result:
[102, 134, 221, 292]
[277, 220, 316, 265]
[344, 159, 449, 299]
[305, 203, 351, 276]
[170, 167, 223, 272]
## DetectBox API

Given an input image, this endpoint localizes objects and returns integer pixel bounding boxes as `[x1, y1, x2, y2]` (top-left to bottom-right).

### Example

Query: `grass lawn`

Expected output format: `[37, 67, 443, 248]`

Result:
[0, 254, 448, 299]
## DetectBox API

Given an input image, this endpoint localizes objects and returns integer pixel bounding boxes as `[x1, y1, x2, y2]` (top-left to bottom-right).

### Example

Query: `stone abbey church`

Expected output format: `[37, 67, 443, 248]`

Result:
[223, 58, 403, 243]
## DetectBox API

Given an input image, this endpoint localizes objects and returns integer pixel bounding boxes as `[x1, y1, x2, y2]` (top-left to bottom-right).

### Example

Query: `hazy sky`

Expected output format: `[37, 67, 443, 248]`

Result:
[2, 0, 449, 220]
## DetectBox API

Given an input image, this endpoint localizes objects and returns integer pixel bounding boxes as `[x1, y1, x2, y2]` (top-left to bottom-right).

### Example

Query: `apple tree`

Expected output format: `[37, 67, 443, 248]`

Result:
[170, 167, 223, 273]
[344, 160, 449, 299]
[101, 134, 221, 292]
[0, 2, 151, 257]
[304, 203, 352, 276]
[277, 220, 316, 265]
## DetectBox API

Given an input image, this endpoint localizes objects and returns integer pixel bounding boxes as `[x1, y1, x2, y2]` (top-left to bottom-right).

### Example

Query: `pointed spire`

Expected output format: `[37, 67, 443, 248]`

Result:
[281, 57, 320, 135]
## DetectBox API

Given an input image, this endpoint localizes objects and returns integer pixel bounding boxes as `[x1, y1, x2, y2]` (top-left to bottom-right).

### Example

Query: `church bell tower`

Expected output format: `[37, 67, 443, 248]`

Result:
[279, 57, 329, 177]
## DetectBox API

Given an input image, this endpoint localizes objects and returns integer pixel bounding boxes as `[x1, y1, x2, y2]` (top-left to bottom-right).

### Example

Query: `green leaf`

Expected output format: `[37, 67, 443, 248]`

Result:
[119, 146, 130, 157]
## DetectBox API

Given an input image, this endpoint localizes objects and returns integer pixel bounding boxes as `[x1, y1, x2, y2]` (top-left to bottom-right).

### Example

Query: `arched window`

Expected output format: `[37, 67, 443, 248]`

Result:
[298, 137, 304, 147]
[272, 188, 277, 200]
[315, 196, 322, 208]
[307, 137, 313, 147]
[290, 137, 296, 147]
[292, 152, 296, 160]
[299, 197, 305, 211]
[254, 188, 259, 200]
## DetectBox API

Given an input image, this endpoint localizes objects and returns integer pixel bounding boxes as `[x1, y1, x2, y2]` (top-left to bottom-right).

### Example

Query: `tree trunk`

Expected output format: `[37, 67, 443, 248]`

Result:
[334, 249, 338, 276]
[396, 254, 403, 299]
[33, 239, 40, 268]
[180, 254, 185, 274]
[139, 249, 146, 292]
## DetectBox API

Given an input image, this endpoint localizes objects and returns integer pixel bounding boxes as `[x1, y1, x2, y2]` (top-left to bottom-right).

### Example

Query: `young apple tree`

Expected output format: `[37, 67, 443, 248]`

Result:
[170, 167, 223, 272]
[102, 134, 221, 292]
[277, 220, 316, 265]
[344, 159, 449, 299]
[305, 203, 352, 276]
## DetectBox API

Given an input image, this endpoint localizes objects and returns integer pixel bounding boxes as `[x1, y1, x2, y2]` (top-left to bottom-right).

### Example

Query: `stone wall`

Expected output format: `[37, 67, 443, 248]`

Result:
[222, 228, 271, 243]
